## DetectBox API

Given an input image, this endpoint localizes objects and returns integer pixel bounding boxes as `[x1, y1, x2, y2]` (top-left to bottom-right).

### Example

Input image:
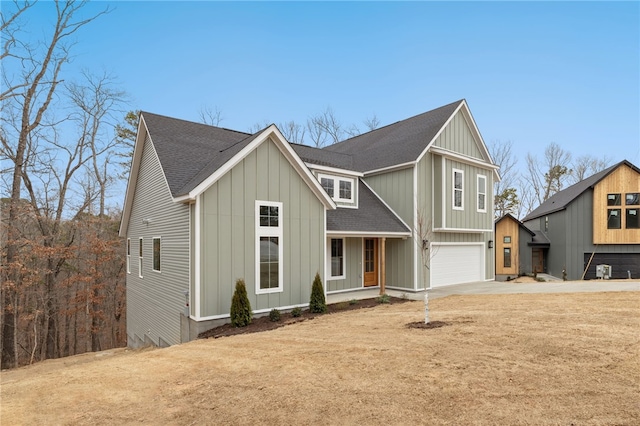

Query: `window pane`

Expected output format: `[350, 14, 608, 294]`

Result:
[339, 180, 351, 200]
[478, 177, 485, 192]
[153, 238, 161, 271]
[626, 209, 639, 229]
[139, 239, 143, 257]
[454, 172, 462, 189]
[607, 194, 621, 206]
[504, 248, 511, 268]
[607, 209, 621, 229]
[626, 193, 640, 205]
[259, 205, 279, 227]
[503, 236, 511, 243]
[478, 194, 485, 210]
[454, 190, 462, 208]
[260, 205, 269, 216]
[260, 236, 279, 289]
[331, 239, 343, 276]
[127, 239, 131, 255]
[321, 178, 334, 197]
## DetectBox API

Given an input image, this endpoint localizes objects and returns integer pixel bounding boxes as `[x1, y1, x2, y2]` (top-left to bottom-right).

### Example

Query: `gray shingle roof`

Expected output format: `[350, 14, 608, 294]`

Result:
[141, 112, 255, 197]
[323, 100, 464, 172]
[522, 160, 640, 222]
[290, 143, 354, 169]
[326, 180, 411, 234]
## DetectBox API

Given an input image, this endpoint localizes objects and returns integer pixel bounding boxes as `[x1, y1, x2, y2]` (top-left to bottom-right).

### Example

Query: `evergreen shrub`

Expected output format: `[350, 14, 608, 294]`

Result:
[230, 279, 252, 327]
[309, 272, 327, 313]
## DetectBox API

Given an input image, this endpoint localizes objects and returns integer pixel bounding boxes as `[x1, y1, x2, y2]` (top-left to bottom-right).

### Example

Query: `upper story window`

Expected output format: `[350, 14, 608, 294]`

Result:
[503, 236, 511, 244]
[607, 193, 621, 206]
[318, 174, 354, 203]
[256, 201, 283, 294]
[607, 209, 621, 229]
[626, 208, 639, 229]
[453, 169, 464, 210]
[477, 175, 486, 213]
[626, 193, 640, 205]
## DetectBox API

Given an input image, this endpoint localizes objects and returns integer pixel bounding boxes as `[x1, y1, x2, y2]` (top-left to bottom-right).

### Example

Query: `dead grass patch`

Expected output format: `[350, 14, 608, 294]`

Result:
[2, 292, 639, 425]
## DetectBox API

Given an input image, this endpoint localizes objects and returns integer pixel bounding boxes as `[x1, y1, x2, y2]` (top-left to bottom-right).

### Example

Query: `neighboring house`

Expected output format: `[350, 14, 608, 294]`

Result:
[503, 160, 640, 281]
[119, 99, 499, 348]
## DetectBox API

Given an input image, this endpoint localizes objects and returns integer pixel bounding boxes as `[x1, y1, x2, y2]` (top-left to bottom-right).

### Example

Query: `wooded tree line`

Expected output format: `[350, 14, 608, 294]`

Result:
[1, 1, 129, 368]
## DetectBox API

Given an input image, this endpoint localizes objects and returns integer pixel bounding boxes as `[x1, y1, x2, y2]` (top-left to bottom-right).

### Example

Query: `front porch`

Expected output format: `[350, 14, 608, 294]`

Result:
[327, 286, 426, 303]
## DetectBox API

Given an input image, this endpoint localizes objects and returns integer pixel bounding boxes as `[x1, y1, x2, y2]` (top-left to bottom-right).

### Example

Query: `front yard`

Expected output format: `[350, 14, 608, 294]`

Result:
[2, 291, 639, 425]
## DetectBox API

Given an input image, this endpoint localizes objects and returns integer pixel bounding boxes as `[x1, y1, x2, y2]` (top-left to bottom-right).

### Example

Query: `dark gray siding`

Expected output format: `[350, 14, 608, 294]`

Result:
[518, 227, 533, 274]
[126, 134, 190, 348]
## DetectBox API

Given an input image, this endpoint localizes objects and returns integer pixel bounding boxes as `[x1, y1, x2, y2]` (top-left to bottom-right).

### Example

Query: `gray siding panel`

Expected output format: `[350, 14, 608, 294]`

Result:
[126, 134, 190, 347]
[443, 159, 493, 231]
[200, 137, 325, 317]
[433, 112, 484, 159]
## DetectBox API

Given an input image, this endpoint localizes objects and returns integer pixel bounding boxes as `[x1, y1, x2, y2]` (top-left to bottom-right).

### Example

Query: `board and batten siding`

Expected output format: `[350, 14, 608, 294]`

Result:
[364, 167, 415, 289]
[326, 237, 362, 292]
[442, 159, 493, 231]
[433, 110, 484, 159]
[199, 137, 325, 317]
[126, 134, 190, 348]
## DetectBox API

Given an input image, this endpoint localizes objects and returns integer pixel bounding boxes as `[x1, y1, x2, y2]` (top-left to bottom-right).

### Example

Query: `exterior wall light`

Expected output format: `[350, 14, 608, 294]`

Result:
[488, 240, 493, 249]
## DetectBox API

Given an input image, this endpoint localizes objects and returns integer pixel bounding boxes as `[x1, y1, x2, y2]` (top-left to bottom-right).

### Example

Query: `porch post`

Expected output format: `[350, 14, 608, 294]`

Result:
[380, 237, 386, 295]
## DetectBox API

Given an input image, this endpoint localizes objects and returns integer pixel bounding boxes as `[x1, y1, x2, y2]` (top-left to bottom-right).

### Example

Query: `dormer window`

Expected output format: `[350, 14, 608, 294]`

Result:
[318, 174, 354, 203]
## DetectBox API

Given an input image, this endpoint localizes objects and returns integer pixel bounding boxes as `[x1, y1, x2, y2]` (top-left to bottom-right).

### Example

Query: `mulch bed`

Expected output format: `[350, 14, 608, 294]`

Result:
[198, 296, 414, 339]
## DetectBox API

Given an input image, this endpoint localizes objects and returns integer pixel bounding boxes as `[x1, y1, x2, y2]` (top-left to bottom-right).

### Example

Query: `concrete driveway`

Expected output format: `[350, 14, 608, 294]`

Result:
[426, 279, 640, 300]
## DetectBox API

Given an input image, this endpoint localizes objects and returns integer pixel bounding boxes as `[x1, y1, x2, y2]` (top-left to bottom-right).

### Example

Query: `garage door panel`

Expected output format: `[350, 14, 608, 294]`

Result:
[431, 244, 484, 287]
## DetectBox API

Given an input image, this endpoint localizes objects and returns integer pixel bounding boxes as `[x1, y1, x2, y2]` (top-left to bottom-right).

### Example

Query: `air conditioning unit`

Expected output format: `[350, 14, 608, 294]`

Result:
[596, 264, 612, 280]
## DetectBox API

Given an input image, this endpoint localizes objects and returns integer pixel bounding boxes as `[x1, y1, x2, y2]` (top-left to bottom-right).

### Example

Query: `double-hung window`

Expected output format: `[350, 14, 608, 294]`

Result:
[453, 169, 464, 210]
[477, 175, 487, 213]
[138, 238, 143, 278]
[256, 201, 283, 293]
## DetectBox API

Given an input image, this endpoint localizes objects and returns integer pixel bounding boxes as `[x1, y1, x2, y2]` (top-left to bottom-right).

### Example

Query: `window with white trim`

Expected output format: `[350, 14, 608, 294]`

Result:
[126, 238, 131, 274]
[329, 238, 345, 279]
[453, 169, 464, 210]
[152, 237, 161, 272]
[477, 175, 487, 213]
[318, 174, 354, 203]
[256, 201, 283, 293]
[138, 238, 143, 278]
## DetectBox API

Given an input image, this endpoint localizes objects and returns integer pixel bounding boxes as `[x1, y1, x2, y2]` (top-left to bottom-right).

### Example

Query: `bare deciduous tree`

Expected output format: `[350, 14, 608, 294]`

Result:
[198, 105, 223, 127]
[488, 140, 519, 218]
[570, 154, 612, 184]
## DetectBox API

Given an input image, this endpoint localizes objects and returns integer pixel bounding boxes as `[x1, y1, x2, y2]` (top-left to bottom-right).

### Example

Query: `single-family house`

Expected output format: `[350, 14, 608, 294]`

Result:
[500, 160, 640, 281]
[119, 99, 499, 348]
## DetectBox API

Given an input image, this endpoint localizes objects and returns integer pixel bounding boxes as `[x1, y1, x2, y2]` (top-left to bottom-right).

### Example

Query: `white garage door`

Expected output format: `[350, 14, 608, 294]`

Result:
[431, 244, 484, 288]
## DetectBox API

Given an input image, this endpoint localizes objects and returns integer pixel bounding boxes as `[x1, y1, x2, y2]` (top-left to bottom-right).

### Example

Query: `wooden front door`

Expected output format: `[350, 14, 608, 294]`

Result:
[363, 238, 378, 287]
[532, 248, 545, 274]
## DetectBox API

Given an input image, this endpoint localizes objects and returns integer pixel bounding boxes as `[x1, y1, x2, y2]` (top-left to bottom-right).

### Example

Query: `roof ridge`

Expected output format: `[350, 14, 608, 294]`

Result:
[141, 110, 251, 137]
[325, 99, 464, 149]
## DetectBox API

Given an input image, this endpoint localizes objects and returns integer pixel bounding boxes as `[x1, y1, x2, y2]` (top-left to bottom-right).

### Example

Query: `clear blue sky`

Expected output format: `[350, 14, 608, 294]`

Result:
[17, 1, 640, 168]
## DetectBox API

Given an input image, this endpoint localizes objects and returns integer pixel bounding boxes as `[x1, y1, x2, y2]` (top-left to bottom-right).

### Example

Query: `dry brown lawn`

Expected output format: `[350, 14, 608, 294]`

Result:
[2, 292, 639, 425]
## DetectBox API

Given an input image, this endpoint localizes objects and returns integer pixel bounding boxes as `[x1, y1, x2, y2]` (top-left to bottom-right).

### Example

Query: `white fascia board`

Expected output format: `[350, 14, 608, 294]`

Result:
[119, 114, 148, 237]
[307, 163, 364, 177]
[186, 125, 336, 210]
[430, 146, 500, 171]
[326, 231, 411, 238]
[364, 161, 415, 177]
[434, 227, 494, 233]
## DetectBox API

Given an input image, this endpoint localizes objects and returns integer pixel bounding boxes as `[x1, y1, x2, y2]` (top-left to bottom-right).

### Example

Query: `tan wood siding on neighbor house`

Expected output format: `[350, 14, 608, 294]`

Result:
[593, 164, 640, 244]
[199, 137, 325, 317]
[433, 111, 484, 159]
[126, 134, 190, 347]
[495, 217, 519, 275]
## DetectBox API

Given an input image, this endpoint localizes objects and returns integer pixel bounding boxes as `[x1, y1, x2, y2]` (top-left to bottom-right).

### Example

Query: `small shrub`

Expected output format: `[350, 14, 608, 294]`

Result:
[349, 299, 358, 305]
[269, 308, 281, 322]
[291, 307, 302, 317]
[536, 277, 546, 282]
[377, 293, 390, 304]
[230, 279, 252, 327]
[562, 269, 567, 281]
[309, 272, 327, 313]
